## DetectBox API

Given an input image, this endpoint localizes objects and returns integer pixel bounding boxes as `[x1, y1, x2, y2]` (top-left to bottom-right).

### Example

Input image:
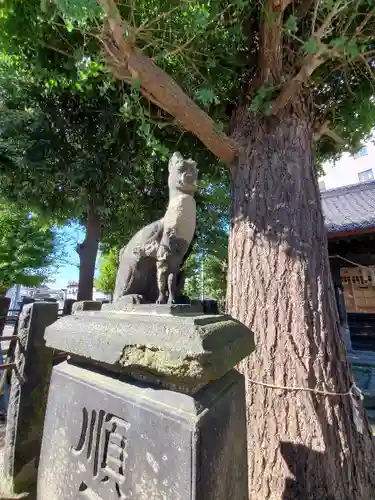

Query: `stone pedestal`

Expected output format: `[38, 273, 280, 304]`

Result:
[38, 364, 247, 500]
[39, 304, 255, 500]
[0, 296, 11, 335]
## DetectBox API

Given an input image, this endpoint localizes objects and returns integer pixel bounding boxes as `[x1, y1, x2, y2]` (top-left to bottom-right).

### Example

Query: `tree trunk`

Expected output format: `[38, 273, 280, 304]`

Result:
[77, 204, 101, 301]
[227, 107, 375, 500]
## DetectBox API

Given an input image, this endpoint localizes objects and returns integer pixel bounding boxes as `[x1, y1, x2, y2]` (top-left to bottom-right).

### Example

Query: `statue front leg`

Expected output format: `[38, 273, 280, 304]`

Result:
[156, 259, 169, 304]
[167, 258, 182, 304]
[167, 272, 177, 304]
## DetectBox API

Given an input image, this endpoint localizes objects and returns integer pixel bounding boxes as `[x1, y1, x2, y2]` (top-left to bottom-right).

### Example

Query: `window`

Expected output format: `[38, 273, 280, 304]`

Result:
[358, 169, 374, 183]
[318, 180, 326, 192]
[353, 147, 368, 159]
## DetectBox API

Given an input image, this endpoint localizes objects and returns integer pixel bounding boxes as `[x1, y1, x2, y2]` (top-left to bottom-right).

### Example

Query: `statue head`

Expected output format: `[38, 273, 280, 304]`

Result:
[168, 152, 198, 195]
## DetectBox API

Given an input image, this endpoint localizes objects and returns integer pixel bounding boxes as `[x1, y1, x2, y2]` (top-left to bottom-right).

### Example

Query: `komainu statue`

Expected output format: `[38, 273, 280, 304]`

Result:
[113, 152, 198, 304]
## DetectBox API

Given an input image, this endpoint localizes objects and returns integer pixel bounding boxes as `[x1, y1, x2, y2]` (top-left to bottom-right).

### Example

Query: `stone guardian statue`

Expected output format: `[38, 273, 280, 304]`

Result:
[113, 152, 198, 304]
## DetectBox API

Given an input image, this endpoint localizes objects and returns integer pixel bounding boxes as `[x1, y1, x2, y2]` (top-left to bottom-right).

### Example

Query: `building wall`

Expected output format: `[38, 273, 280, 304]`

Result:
[65, 284, 111, 302]
[6, 284, 111, 312]
[319, 140, 375, 190]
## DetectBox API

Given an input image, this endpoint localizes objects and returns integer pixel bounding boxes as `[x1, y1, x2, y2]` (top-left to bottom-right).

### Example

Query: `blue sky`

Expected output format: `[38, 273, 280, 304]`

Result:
[50, 223, 84, 289]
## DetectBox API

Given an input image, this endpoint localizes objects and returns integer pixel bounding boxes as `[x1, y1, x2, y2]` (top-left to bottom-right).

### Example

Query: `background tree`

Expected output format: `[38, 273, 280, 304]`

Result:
[0, 5, 222, 299]
[0, 61, 171, 300]
[0, 203, 58, 294]
[184, 180, 230, 303]
[94, 248, 118, 299]
[184, 253, 228, 304]
[49, 1, 375, 498]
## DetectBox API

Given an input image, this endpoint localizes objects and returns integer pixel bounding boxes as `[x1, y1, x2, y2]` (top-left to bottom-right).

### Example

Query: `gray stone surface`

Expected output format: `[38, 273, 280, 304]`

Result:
[114, 152, 198, 304]
[4, 302, 58, 494]
[105, 300, 203, 315]
[38, 361, 248, 500]
[72, 301, 102, 313]
[0, 297, 11, 336]
[44, 306, 255, 393]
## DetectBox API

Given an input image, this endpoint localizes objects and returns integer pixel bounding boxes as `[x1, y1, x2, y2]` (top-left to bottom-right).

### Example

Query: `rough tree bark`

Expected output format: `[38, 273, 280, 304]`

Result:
[77, 204, 101, 301]
[227, 106, 375, 500]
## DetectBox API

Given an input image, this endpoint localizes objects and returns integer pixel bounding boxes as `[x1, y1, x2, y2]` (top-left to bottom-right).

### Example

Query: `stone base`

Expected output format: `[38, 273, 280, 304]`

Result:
[38, 361, 248, 500]
[44, 306, 254, 393]
[105, 300, 203, 314]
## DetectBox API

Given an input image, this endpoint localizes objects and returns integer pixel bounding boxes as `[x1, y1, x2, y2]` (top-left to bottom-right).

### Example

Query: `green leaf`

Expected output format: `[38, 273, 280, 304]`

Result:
[213, 122, 225, 134]
[131, 78, 141, 92]
[346, 41, 359, 58]
[195, 87, 220, 108]
[284, 15, 298, 34]
[329, 37, 348, 48]
[302, 38, 320, 54]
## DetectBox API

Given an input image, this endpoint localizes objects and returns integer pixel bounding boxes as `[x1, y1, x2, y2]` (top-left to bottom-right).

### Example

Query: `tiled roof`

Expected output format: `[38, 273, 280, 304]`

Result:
[321, 180, 375, 233]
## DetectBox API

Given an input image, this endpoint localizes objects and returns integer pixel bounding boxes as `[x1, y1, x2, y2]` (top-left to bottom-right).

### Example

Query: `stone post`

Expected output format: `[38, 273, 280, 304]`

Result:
[0, 296, 11, 335]
[72, 300, 102, 313]
[3, 302, 58, 495]
[62, 299, 76, 316]
[13, 297, 35, 336]
[330, 257, 352, 352]
[39, 302, 255, 500]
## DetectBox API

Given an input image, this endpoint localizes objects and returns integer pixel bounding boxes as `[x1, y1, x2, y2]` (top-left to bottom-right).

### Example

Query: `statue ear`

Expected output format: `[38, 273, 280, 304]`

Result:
[168, 151, 183, 172]
[185, 159, 197, 171]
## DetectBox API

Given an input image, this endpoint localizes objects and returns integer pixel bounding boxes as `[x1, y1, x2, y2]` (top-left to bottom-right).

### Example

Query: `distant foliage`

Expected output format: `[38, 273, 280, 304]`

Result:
[0, 204, 57, 293]
[94, 248, 118, 296]
[184, 253, 227, 304]
[184, 180, 229, 302]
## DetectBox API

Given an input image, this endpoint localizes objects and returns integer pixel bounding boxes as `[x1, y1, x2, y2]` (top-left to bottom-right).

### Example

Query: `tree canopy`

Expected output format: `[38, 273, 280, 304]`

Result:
[0, 203, 58, 294]
[39, 0, 375, 164]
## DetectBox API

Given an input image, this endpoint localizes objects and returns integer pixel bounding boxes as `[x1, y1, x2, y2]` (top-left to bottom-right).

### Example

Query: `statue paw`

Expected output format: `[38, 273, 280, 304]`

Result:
[156, 294, 168, 304]
[168, 296, 176, 305]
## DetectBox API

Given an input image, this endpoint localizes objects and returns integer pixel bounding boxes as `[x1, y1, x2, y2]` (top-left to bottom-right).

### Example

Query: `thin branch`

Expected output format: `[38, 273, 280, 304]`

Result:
[313, 120, 345, 145]
[315, 0, 346, 39]
[359, 54, 375, 88]
[164, 2, 234, 59]
[98, 0, 239, 163]
[271, 0, 351, 115]
[351, 9, 373, 40]
[311, 0, 320, 34]
[272, 50, 325, 114]
[42, 43, 71, 57]
[324, 127, 346, 146]
[134, 4, 186, 37]
[295, 0, 316, 19]
[343, 66, 355, 96]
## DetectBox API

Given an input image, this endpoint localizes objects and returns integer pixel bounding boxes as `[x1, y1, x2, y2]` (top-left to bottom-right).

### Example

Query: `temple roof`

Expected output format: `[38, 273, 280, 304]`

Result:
[321, 180, 375, 233]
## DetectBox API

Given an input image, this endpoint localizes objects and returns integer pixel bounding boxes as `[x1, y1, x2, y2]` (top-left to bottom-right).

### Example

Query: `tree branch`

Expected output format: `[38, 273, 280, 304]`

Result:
[272, 50, 325, 114]
[259, 0, 292, 83]
[313, 120, 345, 145]
[98, 0, 238, 164]
[271, 1, 346, 115]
